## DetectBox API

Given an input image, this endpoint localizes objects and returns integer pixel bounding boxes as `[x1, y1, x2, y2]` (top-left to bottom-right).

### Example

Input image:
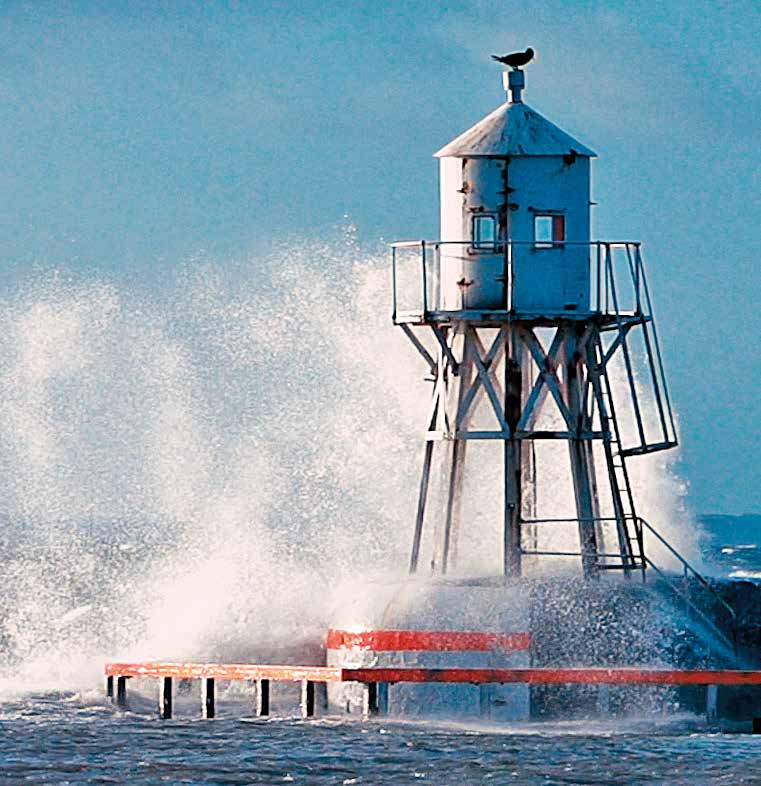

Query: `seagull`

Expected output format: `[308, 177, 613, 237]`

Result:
[491, 48, 534, 69]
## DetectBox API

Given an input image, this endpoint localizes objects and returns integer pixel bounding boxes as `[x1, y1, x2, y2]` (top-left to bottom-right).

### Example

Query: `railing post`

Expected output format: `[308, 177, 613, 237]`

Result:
[421, 240, 428, 314]
[391, 247, 397, 323]
[637, 248, 678, 443]
[637, 516, 646, 582]
[634, 243, 641, 313]
[595, 242, 601, 313]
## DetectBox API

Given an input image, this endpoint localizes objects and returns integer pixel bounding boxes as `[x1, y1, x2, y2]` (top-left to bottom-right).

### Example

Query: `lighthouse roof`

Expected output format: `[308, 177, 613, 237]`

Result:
[434, 100, 596, 158]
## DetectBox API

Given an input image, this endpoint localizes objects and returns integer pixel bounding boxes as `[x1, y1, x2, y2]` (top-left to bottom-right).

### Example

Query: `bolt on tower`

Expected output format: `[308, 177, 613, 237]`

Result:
[392, 65, 678, 580]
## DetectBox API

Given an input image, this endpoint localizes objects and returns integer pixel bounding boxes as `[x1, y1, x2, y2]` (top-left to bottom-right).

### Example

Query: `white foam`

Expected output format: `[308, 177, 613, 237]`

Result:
[0, 231, 704, 693]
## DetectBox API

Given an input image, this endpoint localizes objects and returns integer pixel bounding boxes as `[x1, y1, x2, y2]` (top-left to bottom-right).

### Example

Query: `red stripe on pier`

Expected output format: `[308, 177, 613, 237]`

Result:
[104, 663, 761, 687]
[341, 667, 761, 686]
[326, 629, 531, 652]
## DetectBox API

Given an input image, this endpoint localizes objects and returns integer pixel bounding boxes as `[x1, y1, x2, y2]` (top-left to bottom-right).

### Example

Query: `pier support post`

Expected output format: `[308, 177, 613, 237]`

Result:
[596, 684, 611, 717]
[752, 718, 761, 734]
[256, 679, 270, 717]
[106, 675, 114, 699]
[116, 676, 127, 708]
[301, 680, 315, 719]
[478, 684, 491, 718]
[202, 678, 215, 719]
[363, 682, 387, 718]
[315, 682, 328, 714]
[706, 684, 718, 722]
[159, 677, 172, 720]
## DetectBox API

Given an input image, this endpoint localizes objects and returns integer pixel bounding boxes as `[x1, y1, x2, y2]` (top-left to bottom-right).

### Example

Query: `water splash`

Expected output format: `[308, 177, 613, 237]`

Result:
[0, 231, 701, 691]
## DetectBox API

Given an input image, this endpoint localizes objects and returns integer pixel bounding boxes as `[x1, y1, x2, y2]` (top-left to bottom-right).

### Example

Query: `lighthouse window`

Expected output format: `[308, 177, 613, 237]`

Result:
[472, 215, 497, 250]
[535, 214, 565, 248]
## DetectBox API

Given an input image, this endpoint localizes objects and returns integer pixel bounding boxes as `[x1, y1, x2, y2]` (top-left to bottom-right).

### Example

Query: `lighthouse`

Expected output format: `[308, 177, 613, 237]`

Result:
[326, 59, 686, 721]
[392, 64, 677, 580]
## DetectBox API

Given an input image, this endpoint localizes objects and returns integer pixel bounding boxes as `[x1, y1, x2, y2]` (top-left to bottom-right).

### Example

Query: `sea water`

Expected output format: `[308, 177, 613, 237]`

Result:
[3, 697, 761, 785]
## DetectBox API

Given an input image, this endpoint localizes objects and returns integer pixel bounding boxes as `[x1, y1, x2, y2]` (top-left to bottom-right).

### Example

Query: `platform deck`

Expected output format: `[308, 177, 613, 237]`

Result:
[105, 662, 761, 686]
[105, 662, 342, 682]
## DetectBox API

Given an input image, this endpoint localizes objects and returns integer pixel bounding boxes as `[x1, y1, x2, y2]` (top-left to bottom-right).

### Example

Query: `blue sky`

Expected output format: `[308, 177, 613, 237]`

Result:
[0, 0, 758, 514]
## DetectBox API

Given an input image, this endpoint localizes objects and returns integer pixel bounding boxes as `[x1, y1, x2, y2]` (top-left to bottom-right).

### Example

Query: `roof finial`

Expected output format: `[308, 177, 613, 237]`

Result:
[491, 48, 534, 103]
[504, 69, 525, 103]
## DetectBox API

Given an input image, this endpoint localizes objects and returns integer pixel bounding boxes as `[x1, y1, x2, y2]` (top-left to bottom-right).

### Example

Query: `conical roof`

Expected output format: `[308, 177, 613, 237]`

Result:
[434, 100, 596, 158]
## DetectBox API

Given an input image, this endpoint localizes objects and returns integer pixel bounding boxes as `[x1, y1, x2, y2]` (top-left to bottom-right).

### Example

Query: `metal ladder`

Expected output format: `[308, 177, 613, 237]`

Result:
[588, 336, 644, 575]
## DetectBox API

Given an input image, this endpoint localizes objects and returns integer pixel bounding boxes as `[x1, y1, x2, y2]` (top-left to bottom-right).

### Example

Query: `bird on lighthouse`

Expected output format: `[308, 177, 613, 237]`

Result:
[491, 47, 535, 69]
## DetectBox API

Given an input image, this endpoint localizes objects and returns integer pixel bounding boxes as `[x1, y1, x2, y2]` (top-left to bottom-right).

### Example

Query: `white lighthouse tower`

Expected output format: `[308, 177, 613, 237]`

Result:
[392, 64, 677, 579]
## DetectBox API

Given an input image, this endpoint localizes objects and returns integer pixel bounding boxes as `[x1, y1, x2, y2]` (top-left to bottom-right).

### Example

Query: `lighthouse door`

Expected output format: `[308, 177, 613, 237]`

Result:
[459, 159, 507, 310]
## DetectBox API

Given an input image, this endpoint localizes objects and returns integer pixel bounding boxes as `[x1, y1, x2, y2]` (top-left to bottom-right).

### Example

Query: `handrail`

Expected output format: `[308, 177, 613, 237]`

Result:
[640, 518, 738, 630]
[390, 239, 646, 322]
[520, 514, 738, 658]
[643, 555, 738, 661]
[390, 240, 642, 248]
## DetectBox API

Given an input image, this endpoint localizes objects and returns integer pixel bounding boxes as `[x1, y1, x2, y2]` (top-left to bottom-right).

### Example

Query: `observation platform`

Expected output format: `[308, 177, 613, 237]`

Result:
[391, 240, 651, 327]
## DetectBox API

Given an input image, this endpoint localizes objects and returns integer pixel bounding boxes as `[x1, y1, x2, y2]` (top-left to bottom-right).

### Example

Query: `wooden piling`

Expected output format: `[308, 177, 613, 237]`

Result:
[706, 684, 718, 722]
[301, 680, 315, 718]
[159, 676, 172, 719]
[364, 682, 378, 718]
[202, 677, 215, 719]
[597, 683, 611, 716]
[256, 679, 270, 717]
[106, 675, 114, 699]
[116, 676, 127, 708]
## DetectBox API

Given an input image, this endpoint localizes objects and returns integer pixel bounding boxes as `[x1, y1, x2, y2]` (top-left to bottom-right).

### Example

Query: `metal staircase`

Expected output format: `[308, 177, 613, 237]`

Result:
[587, 335, 643, 575]
[522, 513, 740, 661]
[640, 518, 739, 662]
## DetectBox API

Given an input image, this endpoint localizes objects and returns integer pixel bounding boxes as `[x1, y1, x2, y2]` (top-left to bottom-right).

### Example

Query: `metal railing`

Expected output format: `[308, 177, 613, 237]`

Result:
[520, 515, 738, 659]
[639, 518, 738, 660]
[391, 240, 647, 320]
[521, 515, 645, 575]
[392, 238, 677, 457]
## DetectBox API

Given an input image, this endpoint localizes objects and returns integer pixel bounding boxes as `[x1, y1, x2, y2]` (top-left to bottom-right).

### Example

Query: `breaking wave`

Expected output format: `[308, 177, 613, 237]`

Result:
[0, 228, 700, 692]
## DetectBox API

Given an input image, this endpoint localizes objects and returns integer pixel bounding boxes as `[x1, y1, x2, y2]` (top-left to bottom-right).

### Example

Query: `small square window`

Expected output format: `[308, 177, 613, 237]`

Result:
[534, 214, 565, 248]
[472, 215, 497, 250]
